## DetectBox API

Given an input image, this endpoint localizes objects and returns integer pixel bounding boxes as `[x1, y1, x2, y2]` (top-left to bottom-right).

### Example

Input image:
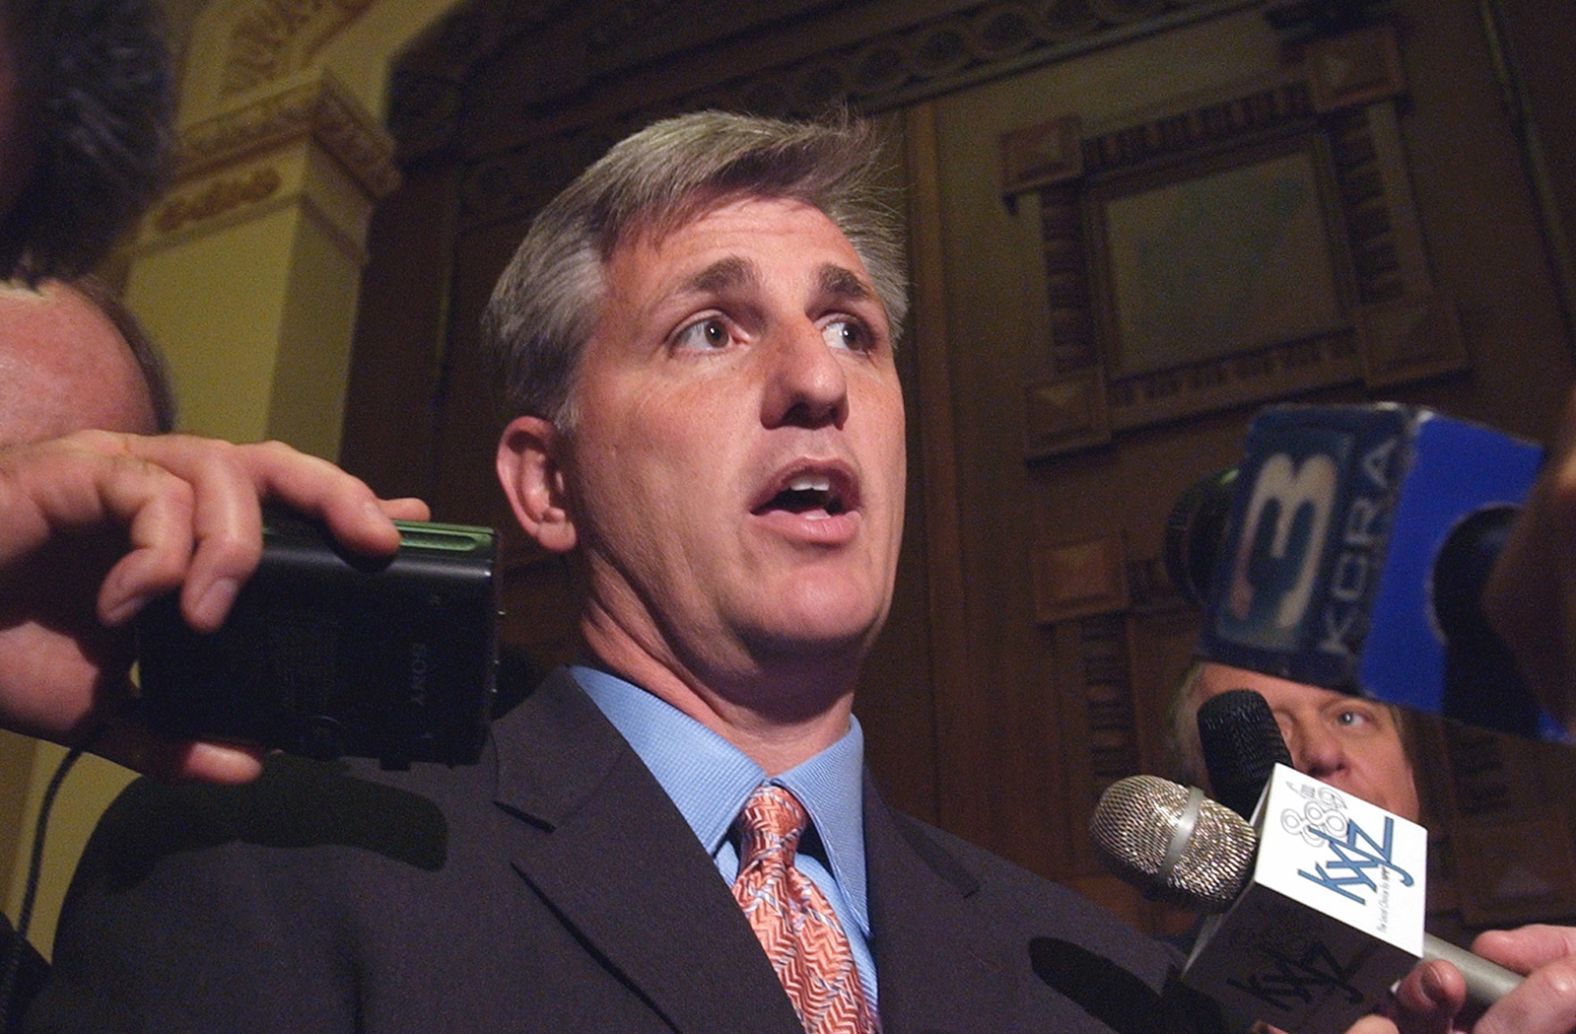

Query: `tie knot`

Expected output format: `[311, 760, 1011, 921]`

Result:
[736, 784, 808, 865]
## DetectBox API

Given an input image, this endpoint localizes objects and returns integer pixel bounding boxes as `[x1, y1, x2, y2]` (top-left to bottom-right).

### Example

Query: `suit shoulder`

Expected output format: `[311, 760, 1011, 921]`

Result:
[885, 810, 1078, 899]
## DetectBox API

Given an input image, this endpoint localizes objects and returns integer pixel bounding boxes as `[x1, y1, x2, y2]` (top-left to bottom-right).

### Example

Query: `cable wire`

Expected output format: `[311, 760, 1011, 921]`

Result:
[0, 743, 88, 1033]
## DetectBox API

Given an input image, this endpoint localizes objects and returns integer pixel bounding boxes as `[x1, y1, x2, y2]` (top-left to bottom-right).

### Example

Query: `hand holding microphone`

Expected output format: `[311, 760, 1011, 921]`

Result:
[1092, 770, 1521, 1025]
[1380, 925, 1576, 1034]
[1090, 772, 1519, 1008]
[1107, 684, 1515, 1029]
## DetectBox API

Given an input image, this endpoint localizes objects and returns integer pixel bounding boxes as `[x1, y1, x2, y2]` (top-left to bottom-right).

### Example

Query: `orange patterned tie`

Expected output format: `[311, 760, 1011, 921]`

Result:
[732, 785, 880, 1034]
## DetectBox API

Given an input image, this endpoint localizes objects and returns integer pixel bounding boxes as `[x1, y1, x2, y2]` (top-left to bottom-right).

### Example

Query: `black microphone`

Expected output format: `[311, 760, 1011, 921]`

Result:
[1195, 689, 1291, 820]
[1165, 468, 1237, 610]
[1091, 773, 1521, 1029]
[1172, 403, 1555, 739]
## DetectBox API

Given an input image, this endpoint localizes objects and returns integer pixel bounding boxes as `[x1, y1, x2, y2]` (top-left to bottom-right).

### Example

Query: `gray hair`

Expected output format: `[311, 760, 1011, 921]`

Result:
[480, 110, 909, 425]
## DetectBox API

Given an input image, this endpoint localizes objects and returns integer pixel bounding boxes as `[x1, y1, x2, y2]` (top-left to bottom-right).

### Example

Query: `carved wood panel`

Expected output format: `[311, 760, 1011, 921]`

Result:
[1001, 28, 1464, 460]
[920, 0, 1576, 912]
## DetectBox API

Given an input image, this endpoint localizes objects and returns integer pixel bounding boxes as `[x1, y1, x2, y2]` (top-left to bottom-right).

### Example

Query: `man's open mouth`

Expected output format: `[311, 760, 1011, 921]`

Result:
[752, 467, 858, 519]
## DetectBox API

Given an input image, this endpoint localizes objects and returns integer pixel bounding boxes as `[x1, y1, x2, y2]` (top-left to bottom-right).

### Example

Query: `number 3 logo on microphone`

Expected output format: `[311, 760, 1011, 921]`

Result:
[1227, 451, 1340, 631]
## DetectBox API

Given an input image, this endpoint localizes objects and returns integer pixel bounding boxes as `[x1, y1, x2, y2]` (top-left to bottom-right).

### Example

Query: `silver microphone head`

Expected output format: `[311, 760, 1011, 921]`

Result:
[1089, 774, 1258, 912]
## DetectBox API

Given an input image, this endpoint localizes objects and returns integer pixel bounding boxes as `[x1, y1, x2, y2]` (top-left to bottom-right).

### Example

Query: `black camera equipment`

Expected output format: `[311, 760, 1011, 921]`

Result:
[136, 512, 499, 769]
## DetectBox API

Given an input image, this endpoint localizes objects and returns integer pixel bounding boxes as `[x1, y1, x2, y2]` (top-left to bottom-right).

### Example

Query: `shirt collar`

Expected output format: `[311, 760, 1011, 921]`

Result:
[569, 664, 870, 933]
[773, 718, 868, 933]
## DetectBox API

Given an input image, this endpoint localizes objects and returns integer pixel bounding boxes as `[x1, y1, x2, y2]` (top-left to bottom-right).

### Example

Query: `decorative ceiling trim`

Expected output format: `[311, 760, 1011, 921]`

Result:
[221, 0, 375, 97]
[179, 71, 401, 199]
[153, 166, 285, 236]
[445, 0, 1263, 226]
[673, 0, 1262, 123]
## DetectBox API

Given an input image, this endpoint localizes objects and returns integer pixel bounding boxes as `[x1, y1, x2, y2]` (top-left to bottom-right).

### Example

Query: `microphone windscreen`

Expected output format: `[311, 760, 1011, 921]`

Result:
[1163, 467, 1237, 607]
[1197, 689, 1293, 819]
[1089, 775, 1256, 912]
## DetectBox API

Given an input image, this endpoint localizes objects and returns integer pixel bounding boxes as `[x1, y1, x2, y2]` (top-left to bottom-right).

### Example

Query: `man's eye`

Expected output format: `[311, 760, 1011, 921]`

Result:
[822, 318, 871, 352]
[674, 317, 731, 350]
[1334, 708, 1371, 728]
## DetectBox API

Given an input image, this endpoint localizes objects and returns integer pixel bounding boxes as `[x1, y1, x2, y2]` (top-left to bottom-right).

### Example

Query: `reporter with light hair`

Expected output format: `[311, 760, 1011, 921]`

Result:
[1164, 657, 1422, 823]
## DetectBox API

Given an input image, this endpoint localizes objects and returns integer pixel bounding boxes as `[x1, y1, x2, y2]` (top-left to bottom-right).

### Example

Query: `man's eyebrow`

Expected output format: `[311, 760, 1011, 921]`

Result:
[676, 256, 761, 296]
[817, 263, 874, 303]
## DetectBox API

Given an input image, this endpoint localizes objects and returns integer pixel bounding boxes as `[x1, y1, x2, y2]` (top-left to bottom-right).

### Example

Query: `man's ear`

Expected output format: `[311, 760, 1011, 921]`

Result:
[497, 415, 577, 553]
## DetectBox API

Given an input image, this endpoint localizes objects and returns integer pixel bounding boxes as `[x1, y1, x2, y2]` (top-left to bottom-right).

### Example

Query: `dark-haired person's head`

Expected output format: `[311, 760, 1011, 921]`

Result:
[0, 0, 173, 280]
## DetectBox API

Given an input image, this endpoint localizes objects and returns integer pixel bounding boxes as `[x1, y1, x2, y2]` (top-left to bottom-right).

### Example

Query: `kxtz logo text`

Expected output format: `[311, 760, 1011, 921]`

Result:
[1287, 807, 1416, 907]
[1225, 939, 1369, 1011]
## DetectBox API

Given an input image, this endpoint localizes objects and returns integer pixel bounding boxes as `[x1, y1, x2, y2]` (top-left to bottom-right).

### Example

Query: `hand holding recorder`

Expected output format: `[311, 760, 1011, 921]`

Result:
[0, 430, 428, 783]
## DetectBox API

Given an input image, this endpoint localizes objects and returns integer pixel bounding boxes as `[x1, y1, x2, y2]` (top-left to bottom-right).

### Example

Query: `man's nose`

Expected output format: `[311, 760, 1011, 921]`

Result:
[1290, 720, 1347, 779]
[760, 320, 849, 429]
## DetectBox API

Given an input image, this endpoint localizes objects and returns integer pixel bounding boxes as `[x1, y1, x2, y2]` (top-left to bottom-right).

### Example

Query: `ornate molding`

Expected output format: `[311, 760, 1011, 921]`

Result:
[1355, 292, 1469, 387]
[1305, 23, 1404, 112]
[178, 73, 400, 200]
[584, 0, 686, 52]
[655, 0, 1231, 118]
[1263, 0, 1394, 45]
[390, 0, 911, 158]
[1024, 370, 1110, 458]
[1031, 534, 1130, 625]
[1000, 116, 1083, 197]
[153, 167, 284, 235]
[997, 23, 1451, 459]
[222, 0, 375, 97]
[443, 0, 1260, 218]
[1078, 80, 1318, 178]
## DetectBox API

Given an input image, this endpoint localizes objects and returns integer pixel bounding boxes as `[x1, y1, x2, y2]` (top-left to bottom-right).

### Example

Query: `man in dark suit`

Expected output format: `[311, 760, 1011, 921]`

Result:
[20, 110, 1576, 1034]
[23, 110, 1213, 1033]
[26, 667, 1204, 1032]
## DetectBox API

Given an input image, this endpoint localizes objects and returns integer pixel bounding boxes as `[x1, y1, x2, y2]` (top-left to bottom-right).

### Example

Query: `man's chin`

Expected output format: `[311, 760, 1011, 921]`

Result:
[746, 610, 887, 669]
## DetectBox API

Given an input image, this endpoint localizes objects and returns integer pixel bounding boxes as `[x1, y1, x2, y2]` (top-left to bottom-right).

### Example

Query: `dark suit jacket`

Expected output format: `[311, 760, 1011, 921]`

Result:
[25, 670, 1214, 1033]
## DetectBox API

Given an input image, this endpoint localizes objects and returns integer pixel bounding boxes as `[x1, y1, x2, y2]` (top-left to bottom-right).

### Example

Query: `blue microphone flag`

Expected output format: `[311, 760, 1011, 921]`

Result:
[1201, 403, 1553, 734]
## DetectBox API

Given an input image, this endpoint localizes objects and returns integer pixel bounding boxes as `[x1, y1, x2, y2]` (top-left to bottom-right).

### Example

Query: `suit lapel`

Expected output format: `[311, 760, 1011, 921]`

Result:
[490, 671, 803, 1034]
[863, 777, 1017, 1033]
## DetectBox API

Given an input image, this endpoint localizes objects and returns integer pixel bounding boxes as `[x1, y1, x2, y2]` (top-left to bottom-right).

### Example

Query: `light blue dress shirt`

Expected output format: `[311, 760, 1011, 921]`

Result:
[571, 664, 879, 1007]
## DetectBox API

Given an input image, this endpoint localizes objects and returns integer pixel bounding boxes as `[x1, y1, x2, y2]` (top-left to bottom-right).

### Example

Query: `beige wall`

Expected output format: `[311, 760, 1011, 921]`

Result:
[3, 0, 461, 960]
